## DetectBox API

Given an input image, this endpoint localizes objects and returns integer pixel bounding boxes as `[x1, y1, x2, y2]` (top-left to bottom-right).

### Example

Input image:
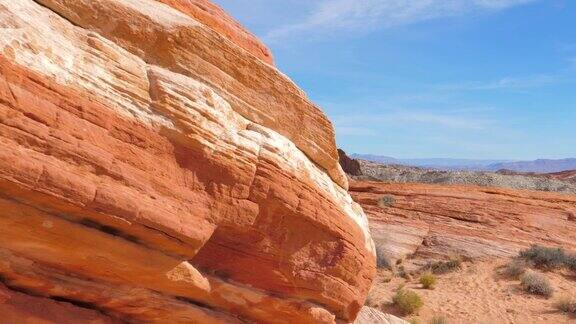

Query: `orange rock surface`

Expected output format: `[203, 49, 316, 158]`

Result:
[0, 1, 375, 322]
[157, 0, 274, 65]
[350, 181, 576, 262]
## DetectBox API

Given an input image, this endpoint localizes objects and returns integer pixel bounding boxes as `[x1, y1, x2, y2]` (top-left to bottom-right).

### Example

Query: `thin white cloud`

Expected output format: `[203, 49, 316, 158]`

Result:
[439, 74, 563, 91]
[332, 110, 491, 134]
[393, 111, 488, 130]
[266, 0, 537, 42]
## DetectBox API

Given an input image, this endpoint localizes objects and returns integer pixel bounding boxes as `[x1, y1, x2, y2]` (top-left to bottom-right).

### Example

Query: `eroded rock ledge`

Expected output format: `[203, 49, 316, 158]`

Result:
[351, 181, 576, 262]
[0, 0, 375, 322]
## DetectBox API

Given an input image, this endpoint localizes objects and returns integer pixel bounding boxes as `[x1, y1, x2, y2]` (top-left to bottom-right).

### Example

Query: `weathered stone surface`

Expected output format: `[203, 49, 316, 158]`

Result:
[35, 0, 348, 190]
[0, 0, 375, 322]
[156, 0, 274, 65]
[351, 181, 576, 261]
[0, 283, 120, 324]
[339, 149, 362, 177]
[355, 306, 408, 324]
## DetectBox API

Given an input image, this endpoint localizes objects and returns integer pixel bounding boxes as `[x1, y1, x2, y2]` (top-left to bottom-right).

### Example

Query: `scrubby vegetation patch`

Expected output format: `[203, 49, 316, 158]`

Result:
[429, 315, 449, 324]
[520, 270, 554, 298]
[378, 195, 396, 208]
[422, 257, 462, 275]
[555, 296, 576, 314]
[393, 289, 424, 315]
[375, 245, 393, 269]
[519, 245, 576, 271]
[420, 272, 437, 289]
[502, 259, 528, 279]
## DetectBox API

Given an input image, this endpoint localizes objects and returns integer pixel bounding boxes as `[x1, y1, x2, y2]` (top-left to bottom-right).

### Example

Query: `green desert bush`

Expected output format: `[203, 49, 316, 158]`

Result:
[503, 259, 528, 279]
[393, 289, 424, 315]
[378, 195, 396, 208]
[429, 315, 449, 324]
[420, 272, 437, 289]
[520, 271, 554, 298]
[422, 257, 462, 275]
[555, 296, 576, 314]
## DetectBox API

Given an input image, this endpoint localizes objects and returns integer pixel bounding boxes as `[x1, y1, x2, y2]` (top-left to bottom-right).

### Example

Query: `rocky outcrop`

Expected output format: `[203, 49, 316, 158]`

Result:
[355, 307, 408, 324]
[0, 1, 375, 322]
[350, 181, 576, 262]
[339, 149, 362, 176]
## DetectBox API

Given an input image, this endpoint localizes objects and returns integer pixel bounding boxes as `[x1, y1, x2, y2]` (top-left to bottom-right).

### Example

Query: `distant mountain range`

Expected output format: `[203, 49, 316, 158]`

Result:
[351, 154, 576, 173]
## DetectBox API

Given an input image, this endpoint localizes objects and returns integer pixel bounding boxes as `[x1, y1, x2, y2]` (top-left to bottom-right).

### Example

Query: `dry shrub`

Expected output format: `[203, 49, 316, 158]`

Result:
[397, 265, 412, 280]
[566, 257, 576, 273]
[429, 315, 449, 324]
[519, 245, 572, 270]
[378, 195, 396, 208]
[555, 296, 576, 314]
[375, 245, 393, 270]
[420, 272, 437, 289]
[520, 270, 553, 298]
[393, 289, 424, 315]
[503, 259, 528, 279]
[422, 257, 462, 275]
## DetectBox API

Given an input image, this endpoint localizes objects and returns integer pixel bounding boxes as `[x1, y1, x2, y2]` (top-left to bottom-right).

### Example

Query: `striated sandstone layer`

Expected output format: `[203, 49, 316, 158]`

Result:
[0, 0, 375, 323]
[156, 0, 274, 65]
[350, 181, 576, 262]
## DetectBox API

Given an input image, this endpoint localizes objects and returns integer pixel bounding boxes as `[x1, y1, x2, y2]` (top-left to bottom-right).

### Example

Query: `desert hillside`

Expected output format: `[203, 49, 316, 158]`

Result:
[357, 159, 576, 194]
[341, 149, 576, 323]
[351, 180, 576, 323]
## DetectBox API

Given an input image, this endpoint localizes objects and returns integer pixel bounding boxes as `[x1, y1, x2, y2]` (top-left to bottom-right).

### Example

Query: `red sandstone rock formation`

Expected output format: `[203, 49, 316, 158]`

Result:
[0, 1, 375, 322]
[350, 181, 576, 262]
[157, 0, 274, 65]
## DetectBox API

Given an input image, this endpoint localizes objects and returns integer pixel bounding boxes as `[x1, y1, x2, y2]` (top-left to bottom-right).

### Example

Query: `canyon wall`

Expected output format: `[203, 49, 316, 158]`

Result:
[0, 0, 375, 322]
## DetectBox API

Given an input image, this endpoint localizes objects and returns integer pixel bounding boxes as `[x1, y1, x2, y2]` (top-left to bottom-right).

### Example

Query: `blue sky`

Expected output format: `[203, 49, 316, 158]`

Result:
[213, 0, 575, 160]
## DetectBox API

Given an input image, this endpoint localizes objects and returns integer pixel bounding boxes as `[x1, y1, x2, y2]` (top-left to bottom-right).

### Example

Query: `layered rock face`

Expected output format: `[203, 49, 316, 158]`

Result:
[156, 0, 274, 65]
[351, 181, 576, 262]
[0, 1, 375, 323]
